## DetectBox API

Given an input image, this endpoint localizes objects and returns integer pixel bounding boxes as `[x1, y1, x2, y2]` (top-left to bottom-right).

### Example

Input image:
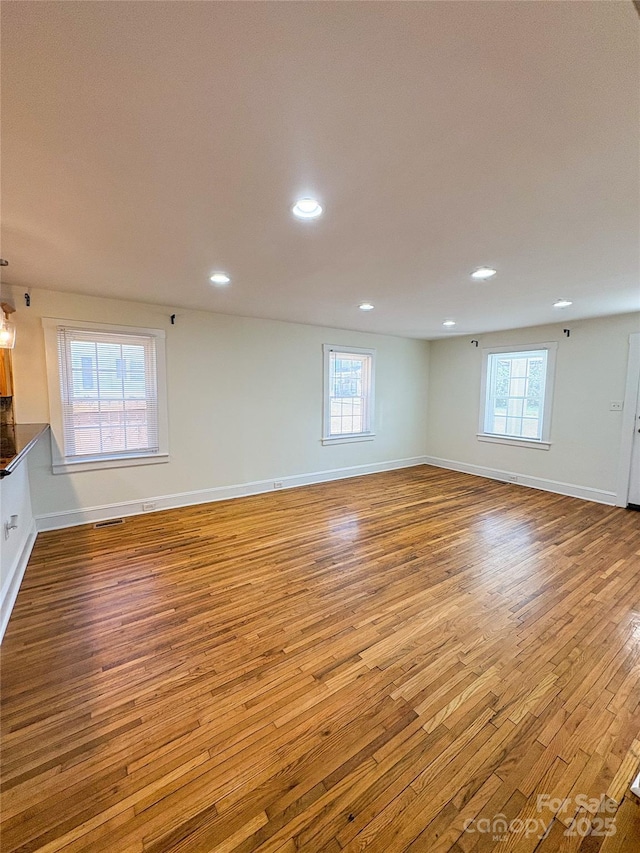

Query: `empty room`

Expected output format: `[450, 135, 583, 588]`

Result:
[1, 1, 639, 852]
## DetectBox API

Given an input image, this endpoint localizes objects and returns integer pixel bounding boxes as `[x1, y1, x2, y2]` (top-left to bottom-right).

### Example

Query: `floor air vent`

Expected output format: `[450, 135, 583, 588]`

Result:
[93, 518, 125, 529]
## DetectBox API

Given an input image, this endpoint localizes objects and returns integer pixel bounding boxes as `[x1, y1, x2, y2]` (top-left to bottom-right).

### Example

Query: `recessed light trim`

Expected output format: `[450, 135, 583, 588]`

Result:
[359, 302, 375, 311]
[442, 320, 456, 327]
[470, 267, 497, 281]
[553, 299, 573, 308]
[210, 272, 231, 285]
[292, 198, 323, 219]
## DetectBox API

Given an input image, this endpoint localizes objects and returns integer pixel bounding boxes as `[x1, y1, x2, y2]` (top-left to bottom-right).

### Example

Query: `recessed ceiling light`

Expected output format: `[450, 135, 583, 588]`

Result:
[210, 272, 231, 285]
[553, 299, 573, 308]
[470, 267, 497, 281]
[292, 198, 323, 219]
[442, 320, 456, 327]
[359, 302, 374, 311]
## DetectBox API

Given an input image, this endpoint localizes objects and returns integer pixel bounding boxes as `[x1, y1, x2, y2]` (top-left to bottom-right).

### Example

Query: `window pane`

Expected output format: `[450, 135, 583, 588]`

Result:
[493, 416, 507, 434]
[521, 418, 540, 438]
[511, 358, 528, 377]
[80, 356, 95, 390]
[332, 356, 364, 397]
[485, 349, 549, 441]
[495, 379, 509, 397]
[102, 424, 126, 452]
[73, 427, 102, 455]
[507, 398, 524, 417]
[123, 372, 146, 398]
[72, 401, 99, 427]
[326, 349, 373, 437]
[506, 417, 521, 434]
[496, 359, 511, 378]
[60, 328, 159, 458]
[509, 378, 526, 397]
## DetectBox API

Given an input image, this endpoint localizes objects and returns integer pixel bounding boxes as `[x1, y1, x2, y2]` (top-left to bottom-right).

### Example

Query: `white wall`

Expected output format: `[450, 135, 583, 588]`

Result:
[9, 284, 637, 527]
[426, 312, 640, 502]
[11, 287, 430, 525]
[0, 458, 37, 639]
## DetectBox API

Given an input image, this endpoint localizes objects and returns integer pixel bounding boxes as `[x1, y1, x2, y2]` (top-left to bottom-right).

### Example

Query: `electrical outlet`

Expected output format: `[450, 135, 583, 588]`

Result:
[507, 475, 518, 483]
[610, 401, 623, 411]
[273, 481, 283, 490]
[142, 502, 157, 512]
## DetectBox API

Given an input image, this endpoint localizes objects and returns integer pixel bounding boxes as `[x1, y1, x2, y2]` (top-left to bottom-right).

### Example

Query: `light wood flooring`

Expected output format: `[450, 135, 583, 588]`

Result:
[1, 466, 639, 852]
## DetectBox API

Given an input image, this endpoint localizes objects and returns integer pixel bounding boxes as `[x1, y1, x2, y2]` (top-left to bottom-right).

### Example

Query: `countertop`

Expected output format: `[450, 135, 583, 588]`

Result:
[0, 423, 50, 478]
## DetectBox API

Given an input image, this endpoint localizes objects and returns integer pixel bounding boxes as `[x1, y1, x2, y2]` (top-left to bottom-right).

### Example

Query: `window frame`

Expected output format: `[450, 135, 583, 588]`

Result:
[478, 341, 557, 450]
[322, 344, 376, 445]
[42, 318, 169, 474]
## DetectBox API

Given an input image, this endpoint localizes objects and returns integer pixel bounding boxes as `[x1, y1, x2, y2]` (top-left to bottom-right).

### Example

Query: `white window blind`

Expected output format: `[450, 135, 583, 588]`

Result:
[57, 326, 160, 460]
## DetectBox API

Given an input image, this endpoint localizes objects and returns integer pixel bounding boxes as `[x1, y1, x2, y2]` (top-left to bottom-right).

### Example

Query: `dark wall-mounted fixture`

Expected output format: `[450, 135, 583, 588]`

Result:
[563, 329, 571, 338]
[471, 340, 479, 347]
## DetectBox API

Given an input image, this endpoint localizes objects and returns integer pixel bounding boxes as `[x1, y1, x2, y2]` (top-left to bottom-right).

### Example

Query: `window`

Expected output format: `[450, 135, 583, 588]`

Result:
[43, 320, 169, 473]
[479, 342, 557, 449]
[323, 345, 375, 444]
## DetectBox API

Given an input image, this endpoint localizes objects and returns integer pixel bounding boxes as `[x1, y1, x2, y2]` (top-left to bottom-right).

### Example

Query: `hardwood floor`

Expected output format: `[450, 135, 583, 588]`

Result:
[1, 466, 639, 853]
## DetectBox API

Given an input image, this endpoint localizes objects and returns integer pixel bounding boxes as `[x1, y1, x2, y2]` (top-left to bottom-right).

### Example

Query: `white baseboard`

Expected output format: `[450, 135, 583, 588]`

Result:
[423, 455, 617, 506]
[0, 518, 37, 643]
[33, 452, 617, 534]
[35, 456, 429, 531]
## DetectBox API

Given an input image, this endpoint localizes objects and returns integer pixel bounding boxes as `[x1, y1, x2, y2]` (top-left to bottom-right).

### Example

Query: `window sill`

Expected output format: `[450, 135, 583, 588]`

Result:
[53, 452, 170, 475]
[322, 433, 376, 446]
[477, 434, 551, 451]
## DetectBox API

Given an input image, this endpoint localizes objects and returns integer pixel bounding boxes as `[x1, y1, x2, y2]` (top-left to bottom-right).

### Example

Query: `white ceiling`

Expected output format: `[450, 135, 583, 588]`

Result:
[1, 1, 638, 339]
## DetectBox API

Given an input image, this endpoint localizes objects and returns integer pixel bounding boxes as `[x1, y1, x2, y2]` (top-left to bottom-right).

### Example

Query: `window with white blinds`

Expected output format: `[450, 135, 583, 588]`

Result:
[323, 345, 376, 444]
[44, 320, 168, 472]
